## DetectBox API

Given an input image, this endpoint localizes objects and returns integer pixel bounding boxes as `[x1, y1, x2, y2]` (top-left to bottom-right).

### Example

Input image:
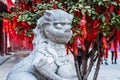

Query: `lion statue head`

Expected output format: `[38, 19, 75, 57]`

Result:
[32, 9, 73, 53]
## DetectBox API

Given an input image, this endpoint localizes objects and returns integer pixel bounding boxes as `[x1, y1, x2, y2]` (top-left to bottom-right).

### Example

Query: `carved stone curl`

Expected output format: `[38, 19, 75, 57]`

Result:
[7, 9, 78, 80]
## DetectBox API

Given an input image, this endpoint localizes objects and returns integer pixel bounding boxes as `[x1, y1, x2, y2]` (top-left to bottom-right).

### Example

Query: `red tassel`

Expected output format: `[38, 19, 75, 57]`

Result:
[78, 15, 87, 51]
[8, 21, 17, 41]
[18, 1, 24, 11]
[116, 0, 120, 4]
[95, 5, 99, 12]
[109, 5, 115, 13]
[21, 21, 30, 29]
[105, 15, 109, 23]
[37, 0, 41, 4]
[73, 37, 78, 56]
[87, 20, 99, 42]
[2, 18, 9, 33]
[80, 15, 86, 26]
[53, 3, 57, 9]
[79, 25, 87, 39]
[102, 36, 108, 49]
[80, 15, 87, 39]
[105, 49, 108, 59]
[118, 10, 120, 15]
[6, 0, 15, 11]
[74, 10, 80, 17]
[116, 30, 120, 41]
[80, 38, 85, 51]
[32, 0, 35, 6]
[114, 40, 118, 59]
[12, 16, 18, 28]
[119, 31, 120, 41]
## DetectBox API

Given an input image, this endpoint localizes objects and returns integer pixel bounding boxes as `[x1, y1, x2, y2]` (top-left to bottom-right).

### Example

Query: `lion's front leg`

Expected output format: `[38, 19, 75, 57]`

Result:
[33, 59, 66, 80]
[31, 52, 64, 80]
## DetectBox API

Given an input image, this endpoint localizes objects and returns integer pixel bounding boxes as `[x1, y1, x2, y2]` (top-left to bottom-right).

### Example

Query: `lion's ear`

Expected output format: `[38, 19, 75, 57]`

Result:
[44, 10, 53, 21]
[45, 10, 51, 16]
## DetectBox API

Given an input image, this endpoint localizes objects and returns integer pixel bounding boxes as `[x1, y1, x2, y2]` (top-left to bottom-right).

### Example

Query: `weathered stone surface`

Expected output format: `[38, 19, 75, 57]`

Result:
[7, 9, 78, 80]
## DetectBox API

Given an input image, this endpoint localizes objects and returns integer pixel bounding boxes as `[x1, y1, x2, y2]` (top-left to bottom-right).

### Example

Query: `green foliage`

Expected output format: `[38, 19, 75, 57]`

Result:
[1, 0, 120, 37]
[0, 12, 15, 20]
[17, 10, 38, 25]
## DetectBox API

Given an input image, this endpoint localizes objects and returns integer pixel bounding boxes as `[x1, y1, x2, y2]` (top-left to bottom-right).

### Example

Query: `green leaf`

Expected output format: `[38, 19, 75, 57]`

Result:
[106, 26, 110, 31]
[101, 24, 105, 28]
[78, 4, 83, 8]
[98, 1, 102, 6]
[116, 18, 120, 23]
[17, 15, 22, 22]
[87, 9, 92, 16]
[93, 0, 97, 2]
[91, 10, 96, 15]
[103, 32, 107, 36]
[27, 21, 32, 25]
[69, 38, 74, 43]
[111, 2, 117, 6]
[111, 12, 116, 17]
[26, 17, 32, 20]
[81, 9, 86, 15]
[92, 16, 96, 20]
[85, 6, 90, 9]
[102, 16, 105, 22]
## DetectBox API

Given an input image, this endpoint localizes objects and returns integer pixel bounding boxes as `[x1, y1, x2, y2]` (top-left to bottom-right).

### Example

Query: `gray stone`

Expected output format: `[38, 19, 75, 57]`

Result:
[0, 52, 15, 65]
[7, 9, 78, 80]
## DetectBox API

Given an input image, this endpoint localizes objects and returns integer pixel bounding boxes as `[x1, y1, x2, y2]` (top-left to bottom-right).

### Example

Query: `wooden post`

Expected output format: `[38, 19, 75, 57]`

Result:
[0, 0, 8, 55]
[2, 32, 7, 55]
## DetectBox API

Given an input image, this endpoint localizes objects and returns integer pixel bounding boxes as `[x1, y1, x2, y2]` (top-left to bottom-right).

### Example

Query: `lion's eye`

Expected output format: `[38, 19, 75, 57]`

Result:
[54, 23, 62, 29]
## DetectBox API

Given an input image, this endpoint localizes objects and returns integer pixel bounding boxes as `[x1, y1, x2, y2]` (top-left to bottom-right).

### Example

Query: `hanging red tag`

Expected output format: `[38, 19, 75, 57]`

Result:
[6, 0, 15, 12]
[53, 3, 57, 9]
[102, 36, 108, 49]
[73, 37, 78, 56]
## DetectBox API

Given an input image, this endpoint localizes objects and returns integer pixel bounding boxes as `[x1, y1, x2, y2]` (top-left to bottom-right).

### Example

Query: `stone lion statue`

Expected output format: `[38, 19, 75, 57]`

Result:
[7, 9, 78, 80]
